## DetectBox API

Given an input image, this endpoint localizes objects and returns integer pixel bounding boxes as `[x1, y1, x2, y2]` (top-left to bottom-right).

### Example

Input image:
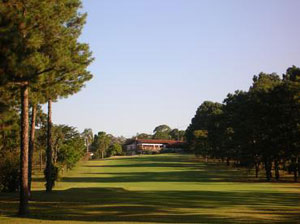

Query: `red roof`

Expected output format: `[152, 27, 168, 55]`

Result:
[136, 139, 184, 145]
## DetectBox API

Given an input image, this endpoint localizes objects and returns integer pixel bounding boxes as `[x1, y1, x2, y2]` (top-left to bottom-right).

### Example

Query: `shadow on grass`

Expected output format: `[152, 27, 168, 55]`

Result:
[2, 154, 300, 223]
[84, 163, 204, 168]
[32, 155, 288, 184]
[33, 166, 248, 184]
[61, 170, 248, 183]
[1, 187, 300, 223]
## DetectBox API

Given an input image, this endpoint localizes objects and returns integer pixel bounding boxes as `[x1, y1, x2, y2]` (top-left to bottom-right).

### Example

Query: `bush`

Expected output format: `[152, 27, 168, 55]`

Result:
[107, 143, 122, 157]
[44, 164, 60, 189]
[141, 150, 158, 155]
[57, 136, 85, 169]
[0, 151, 20, 192]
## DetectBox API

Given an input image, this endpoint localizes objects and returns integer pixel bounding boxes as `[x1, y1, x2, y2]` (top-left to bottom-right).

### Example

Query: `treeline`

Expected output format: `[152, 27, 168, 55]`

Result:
[0, 105, 89, 193]
[0, 0, 93, 215]
[136, 124, 185, 141]
[186, 66, 300, 182]
[88, 125, 186, 158]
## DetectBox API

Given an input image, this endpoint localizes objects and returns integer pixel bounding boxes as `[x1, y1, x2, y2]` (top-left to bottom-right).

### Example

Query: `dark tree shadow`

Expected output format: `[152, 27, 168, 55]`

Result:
[1, 187, 300, 223]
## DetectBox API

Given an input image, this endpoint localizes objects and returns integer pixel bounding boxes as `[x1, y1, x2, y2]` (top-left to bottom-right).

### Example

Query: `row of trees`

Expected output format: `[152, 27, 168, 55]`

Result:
[0, 105, 89, 192]
[137, 124, 185, 141]
[186, 66, 300, 182]
[0, 0, 93, 215]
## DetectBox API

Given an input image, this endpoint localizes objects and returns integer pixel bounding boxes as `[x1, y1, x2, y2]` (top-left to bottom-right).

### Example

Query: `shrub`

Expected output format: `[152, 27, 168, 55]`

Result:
[107, 143, 122, 157]
[0, 151, 20, 192]
[44, 164, 60, 189]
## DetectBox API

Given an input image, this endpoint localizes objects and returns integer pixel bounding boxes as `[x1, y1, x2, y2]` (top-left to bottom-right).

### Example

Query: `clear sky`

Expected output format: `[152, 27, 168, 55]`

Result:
[50, 0, 300, 137]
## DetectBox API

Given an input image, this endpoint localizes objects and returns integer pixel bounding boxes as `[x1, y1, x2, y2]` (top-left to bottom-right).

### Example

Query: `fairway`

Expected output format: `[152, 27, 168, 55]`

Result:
[0, 154, 300, 223]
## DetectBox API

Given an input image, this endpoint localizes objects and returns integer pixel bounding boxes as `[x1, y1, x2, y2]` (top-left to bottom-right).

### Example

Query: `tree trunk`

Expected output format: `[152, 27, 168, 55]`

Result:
[293, 166, 297, 182]
[28, 104, 37, 198]
[264, 160, 271, 181]
[46, 99, 53, 192]
[274, 160, 280, 181]
[298, 158, 300, 176]
[293, 157, 298, 182]
[226, 158, 230, 166]
[54, 147, 57, 164]
[40, 149, 43, 172]
[255, 162, 259, 178]
[86, 139, 89, 153]
[282, 160, 287, 172]
[19, 85, 29, 216]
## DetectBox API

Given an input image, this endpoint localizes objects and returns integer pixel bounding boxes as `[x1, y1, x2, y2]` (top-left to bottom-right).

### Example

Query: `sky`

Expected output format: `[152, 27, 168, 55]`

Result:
[50, 0, 300, 137]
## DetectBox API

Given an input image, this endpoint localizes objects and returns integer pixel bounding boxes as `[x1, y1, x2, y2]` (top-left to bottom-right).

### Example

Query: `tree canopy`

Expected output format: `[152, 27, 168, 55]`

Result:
[186, 66, 300, 182]
[0, 0, 93, 215]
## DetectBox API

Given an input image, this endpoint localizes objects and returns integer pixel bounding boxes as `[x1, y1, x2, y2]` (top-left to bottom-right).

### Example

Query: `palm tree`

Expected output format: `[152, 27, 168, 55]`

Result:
[81, 129, 94, 153]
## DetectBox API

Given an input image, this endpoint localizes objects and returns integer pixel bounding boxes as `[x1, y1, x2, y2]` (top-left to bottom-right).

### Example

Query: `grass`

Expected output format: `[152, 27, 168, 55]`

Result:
[0, 153, 300, 223]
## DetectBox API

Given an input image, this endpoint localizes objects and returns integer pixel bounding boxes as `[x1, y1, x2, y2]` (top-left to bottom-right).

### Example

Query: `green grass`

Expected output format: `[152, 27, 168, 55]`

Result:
[0, 154, 300, 223]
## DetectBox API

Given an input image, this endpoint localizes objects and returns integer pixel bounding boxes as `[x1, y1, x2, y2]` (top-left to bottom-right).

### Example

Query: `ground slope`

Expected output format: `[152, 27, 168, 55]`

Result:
[0, 154, 299, 223]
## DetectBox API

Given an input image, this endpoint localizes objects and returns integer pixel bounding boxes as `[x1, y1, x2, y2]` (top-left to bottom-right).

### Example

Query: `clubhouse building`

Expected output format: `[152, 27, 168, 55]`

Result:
[125, 138, 185, 154]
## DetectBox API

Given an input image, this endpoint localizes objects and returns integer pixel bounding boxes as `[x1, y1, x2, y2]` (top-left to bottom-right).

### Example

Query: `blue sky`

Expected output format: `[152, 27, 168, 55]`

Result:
[51, 0, 300, 137]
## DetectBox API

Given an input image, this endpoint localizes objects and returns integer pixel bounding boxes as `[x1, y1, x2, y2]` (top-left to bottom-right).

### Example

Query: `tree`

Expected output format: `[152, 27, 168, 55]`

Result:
[282, 66, 300, 181]
[137, 133, 152, 139]
[38, 1, 93, 193]
[0, 0, 93, 213]
[153, 124, 171, 139]
[28, 104, 46, 197]
[222, 91, 251, 167]
[43, 43, 93, 192]
[0, 86, 20, 193]
[248, 73, 282, 180]
[186, 101, 223, 156]
[28, 83, 49, 197]
[0, 0, 68, 215]
[185, 68, 300, 182]
[56, 125, 85, 170]
[170, 129, 185, 141]
[0, 86, 19, 154]
[153, 131, 170, 140]
[91, 132, 111, 159]
[153, 125, 171, 133]
[107, 143, 122, 157]
[81, 129, 94, 153]
[192, 130, 209, 159]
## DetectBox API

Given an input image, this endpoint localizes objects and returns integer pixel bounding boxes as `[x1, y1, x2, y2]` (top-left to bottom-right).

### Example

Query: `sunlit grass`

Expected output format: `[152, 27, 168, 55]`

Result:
[0, 154, 300, 223]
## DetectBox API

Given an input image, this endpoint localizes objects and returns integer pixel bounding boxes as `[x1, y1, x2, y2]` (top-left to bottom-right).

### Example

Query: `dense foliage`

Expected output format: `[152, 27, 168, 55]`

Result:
[0, 151, 20, 192]
[136, 125, 185, 141]
[0, 0, 93, 215]
[90, 132, 124, 159]
[186, 66, 300, 181]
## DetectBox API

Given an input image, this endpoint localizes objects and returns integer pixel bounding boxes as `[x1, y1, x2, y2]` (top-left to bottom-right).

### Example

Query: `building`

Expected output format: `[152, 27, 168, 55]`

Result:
[125, 138, 185, 154]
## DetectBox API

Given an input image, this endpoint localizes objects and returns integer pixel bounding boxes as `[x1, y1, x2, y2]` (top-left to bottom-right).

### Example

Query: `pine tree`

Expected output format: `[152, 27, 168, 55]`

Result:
[37, 2, 93, 192]
[0, 0, 92, 215]
[28, 91, 46, 198]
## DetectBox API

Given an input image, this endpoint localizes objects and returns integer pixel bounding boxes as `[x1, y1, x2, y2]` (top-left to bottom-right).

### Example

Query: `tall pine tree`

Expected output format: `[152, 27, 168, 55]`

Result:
[0, 0, 92, 214]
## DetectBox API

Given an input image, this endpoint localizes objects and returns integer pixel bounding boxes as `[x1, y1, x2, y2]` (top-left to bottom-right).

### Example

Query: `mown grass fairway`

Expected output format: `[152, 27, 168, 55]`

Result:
[0, 154, 300, 223]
